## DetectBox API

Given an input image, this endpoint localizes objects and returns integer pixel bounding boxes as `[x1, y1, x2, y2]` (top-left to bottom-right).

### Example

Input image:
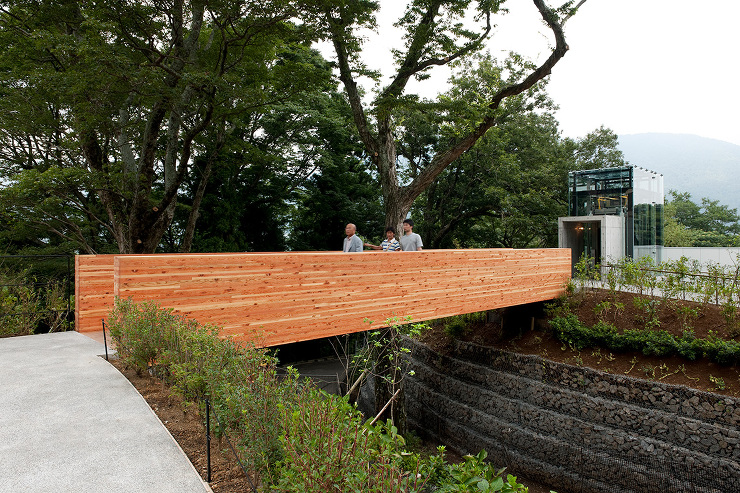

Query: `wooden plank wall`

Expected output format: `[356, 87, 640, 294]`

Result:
[75, 254, 118, 333]
[74, 253, 233, 333]
[76, 249, 570, 347]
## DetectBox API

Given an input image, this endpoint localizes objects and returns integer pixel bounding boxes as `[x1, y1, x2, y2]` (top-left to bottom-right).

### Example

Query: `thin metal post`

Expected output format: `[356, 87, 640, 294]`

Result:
[205, 398, 212, 483]
[67, 255, 71, 326]
[101, 319, 109, 361]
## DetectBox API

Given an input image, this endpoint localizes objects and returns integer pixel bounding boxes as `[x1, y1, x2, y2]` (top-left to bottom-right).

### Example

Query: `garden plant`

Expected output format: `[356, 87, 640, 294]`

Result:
[547, 255, 740, 367]
[107, 297, 531, 493]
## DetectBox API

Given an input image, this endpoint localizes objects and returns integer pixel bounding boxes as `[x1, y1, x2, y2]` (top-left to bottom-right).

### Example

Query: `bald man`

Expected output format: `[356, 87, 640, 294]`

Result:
[343, 223, 363, 252]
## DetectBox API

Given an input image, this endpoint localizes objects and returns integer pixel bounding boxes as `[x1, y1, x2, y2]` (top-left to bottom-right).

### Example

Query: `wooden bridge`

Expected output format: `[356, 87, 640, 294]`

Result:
[75, 249, 570, 347]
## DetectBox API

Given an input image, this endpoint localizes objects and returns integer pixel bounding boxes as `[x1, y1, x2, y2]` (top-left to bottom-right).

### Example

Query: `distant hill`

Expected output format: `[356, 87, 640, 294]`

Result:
[617, 133, 740, 212]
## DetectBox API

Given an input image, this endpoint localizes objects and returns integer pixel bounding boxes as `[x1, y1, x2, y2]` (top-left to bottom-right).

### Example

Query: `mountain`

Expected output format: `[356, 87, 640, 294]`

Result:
[617, 133, 740, 212]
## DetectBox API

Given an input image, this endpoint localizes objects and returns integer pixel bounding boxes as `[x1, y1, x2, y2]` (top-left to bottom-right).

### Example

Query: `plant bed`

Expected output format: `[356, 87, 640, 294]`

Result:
[106, 298, 550, 493]
[111, 359, 256, 493]
[113, 357, 558, 493]
[421, 289, 740, 396]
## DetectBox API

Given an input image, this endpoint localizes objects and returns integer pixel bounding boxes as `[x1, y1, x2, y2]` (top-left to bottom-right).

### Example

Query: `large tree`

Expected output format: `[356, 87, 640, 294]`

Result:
[0, 0, 327, 253]
[414, 119, 626, 248]
[321, 0, 587, 231]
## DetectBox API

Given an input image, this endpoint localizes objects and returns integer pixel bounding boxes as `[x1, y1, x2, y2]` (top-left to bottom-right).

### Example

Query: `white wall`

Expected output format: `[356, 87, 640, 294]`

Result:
[662, 247, 740, 268]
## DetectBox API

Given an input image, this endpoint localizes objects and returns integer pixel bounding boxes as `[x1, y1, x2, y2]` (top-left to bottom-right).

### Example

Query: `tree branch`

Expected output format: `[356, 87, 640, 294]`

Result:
[326, 9, 378, 156]
[403, 0, 576, 205]
[383, 3, 491, 102]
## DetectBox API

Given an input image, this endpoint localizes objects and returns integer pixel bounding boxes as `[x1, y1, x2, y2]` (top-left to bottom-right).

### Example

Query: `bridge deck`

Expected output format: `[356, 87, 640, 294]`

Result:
[75, 249, 570, 347]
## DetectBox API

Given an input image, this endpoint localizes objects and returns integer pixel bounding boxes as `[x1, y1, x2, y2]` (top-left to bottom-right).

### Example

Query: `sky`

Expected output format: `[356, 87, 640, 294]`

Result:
[342, 0, 740, 146]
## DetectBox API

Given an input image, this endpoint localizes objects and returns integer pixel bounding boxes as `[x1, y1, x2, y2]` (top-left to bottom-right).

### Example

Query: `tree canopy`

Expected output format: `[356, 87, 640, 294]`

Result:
[0, 0, 330, 253]
[320, 0, 588, 232]
[0, 0, 627, 258]
[664, 191, 740, 247]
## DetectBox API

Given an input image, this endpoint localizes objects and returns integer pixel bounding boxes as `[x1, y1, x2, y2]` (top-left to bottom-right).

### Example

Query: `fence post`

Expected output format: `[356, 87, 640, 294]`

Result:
[206, 398, 211, 483]
[67, 255, 72, 325]
[101, 319, 109, 361]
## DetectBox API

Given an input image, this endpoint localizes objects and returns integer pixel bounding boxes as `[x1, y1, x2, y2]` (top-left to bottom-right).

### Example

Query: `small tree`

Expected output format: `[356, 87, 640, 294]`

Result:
[355, 316, 429, 432]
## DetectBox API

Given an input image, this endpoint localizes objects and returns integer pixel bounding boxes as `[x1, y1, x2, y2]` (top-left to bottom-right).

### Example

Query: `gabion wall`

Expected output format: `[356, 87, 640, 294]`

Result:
[405, 338, 740, 493]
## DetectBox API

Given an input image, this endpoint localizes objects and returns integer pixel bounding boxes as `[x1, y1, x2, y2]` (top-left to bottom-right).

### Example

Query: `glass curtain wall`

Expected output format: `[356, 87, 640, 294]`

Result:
[632, 167, 664, 261]
[568, 166, 664, 261]
[568, 166, 633, 256]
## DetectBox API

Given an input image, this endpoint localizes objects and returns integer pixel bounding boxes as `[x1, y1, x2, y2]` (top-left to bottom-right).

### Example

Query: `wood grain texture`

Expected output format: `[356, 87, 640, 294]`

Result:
[76, 249, 570, 347]
[75, 254, 118, 334]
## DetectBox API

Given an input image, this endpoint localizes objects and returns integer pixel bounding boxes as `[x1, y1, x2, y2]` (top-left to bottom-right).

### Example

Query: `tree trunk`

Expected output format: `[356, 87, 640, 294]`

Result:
[180, 154, 216, 253]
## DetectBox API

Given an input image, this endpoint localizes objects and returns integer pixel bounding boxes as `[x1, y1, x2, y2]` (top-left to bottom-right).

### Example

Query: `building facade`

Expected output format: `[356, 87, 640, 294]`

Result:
[558, 166, 664, 271]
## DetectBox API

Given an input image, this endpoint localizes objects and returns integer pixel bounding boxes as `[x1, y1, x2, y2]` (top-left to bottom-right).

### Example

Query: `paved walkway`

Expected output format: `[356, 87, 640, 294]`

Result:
[0, 331, 212, 493]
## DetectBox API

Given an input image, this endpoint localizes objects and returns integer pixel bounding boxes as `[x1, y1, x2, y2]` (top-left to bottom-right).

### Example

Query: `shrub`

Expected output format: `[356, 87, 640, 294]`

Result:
[0, 269, 72, 337]
[548, 315, 740, 367]
[108, 298, 179, 375]
[0, 283, 41, 337]
[108, 298, 528, 492]
[274, 395, 427, 493]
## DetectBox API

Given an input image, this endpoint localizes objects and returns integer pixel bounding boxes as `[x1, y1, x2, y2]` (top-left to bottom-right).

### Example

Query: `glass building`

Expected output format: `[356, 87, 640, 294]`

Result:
[559, 166, 664, 269]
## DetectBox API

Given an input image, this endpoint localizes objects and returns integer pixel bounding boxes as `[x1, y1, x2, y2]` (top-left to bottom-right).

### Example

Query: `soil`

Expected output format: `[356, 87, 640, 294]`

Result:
[112, 360, 257, 493]
[112, 288, 740, 493]
[420, 289, 740, 398]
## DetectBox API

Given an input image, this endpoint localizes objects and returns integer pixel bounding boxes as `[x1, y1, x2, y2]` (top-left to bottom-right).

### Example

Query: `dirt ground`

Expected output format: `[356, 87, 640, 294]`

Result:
[112, 360, 257, 493]
[420, 289, 740, 397]
[113, 289, 739, 493]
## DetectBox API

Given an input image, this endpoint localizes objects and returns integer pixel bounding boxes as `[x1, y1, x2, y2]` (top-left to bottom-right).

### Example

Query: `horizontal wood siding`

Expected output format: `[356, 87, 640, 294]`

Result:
[77, 249, 570, 347]
[75, 254, 118, 333]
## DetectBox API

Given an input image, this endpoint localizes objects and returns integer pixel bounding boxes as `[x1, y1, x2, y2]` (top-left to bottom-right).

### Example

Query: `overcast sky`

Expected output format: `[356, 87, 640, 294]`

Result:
[345, 0, 740, 146]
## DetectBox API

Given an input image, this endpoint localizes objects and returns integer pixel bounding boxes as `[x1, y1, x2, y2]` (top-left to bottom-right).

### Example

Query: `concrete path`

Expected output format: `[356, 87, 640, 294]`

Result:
[0, 331, 212, 493]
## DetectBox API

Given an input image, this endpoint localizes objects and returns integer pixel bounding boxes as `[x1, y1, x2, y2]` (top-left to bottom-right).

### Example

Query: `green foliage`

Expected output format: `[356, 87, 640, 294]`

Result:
[0, 281, 41, 337]
[287, 92, 384, 251]
[354, 316, 431, 430]
[664, 190, 740, 247]
[413, 101, 626, 249]
[0, 266, 72, 337]
[549, 315, 740, 366]
[275, 401, 428, 493]
[675, 304, 699, 332]
[709, 375, 726, 391]
[107, 297, 299, 477]
[573, 254, 601, 289]
[442, 312, 486, 338]
[108, 298, 528, 492]
[434, 451, 528, 493]
[322, 0, 587, 234]
[0, 1, 337, 254]
[631, 297, 661, 330]
[588, 258, 740, 330]
[108, 298, 181, 375]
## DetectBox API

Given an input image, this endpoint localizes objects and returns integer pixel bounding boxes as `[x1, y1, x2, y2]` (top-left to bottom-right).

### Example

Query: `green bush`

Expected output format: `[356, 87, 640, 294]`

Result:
[549, 315, 740, 367]
[108, 298, 528, 492]
[274, 395, 427, 492]
[108, 298, 180, 375]
[0, 272, 71, 337]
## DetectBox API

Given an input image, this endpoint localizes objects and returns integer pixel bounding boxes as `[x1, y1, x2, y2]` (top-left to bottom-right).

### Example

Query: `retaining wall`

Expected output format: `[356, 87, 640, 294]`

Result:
[405, 338, 740, 493]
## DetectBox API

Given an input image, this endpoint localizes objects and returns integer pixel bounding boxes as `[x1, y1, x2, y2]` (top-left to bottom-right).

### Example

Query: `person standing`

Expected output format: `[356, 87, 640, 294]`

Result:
[364, 227, 401, 252]
[400, 219, 423, 251]
[343, 223, 363, 252]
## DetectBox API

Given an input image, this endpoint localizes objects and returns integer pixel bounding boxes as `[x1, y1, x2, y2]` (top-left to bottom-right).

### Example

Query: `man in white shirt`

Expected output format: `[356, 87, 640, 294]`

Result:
[343, 223, 363, 252]
[400, 219, 423, 251]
